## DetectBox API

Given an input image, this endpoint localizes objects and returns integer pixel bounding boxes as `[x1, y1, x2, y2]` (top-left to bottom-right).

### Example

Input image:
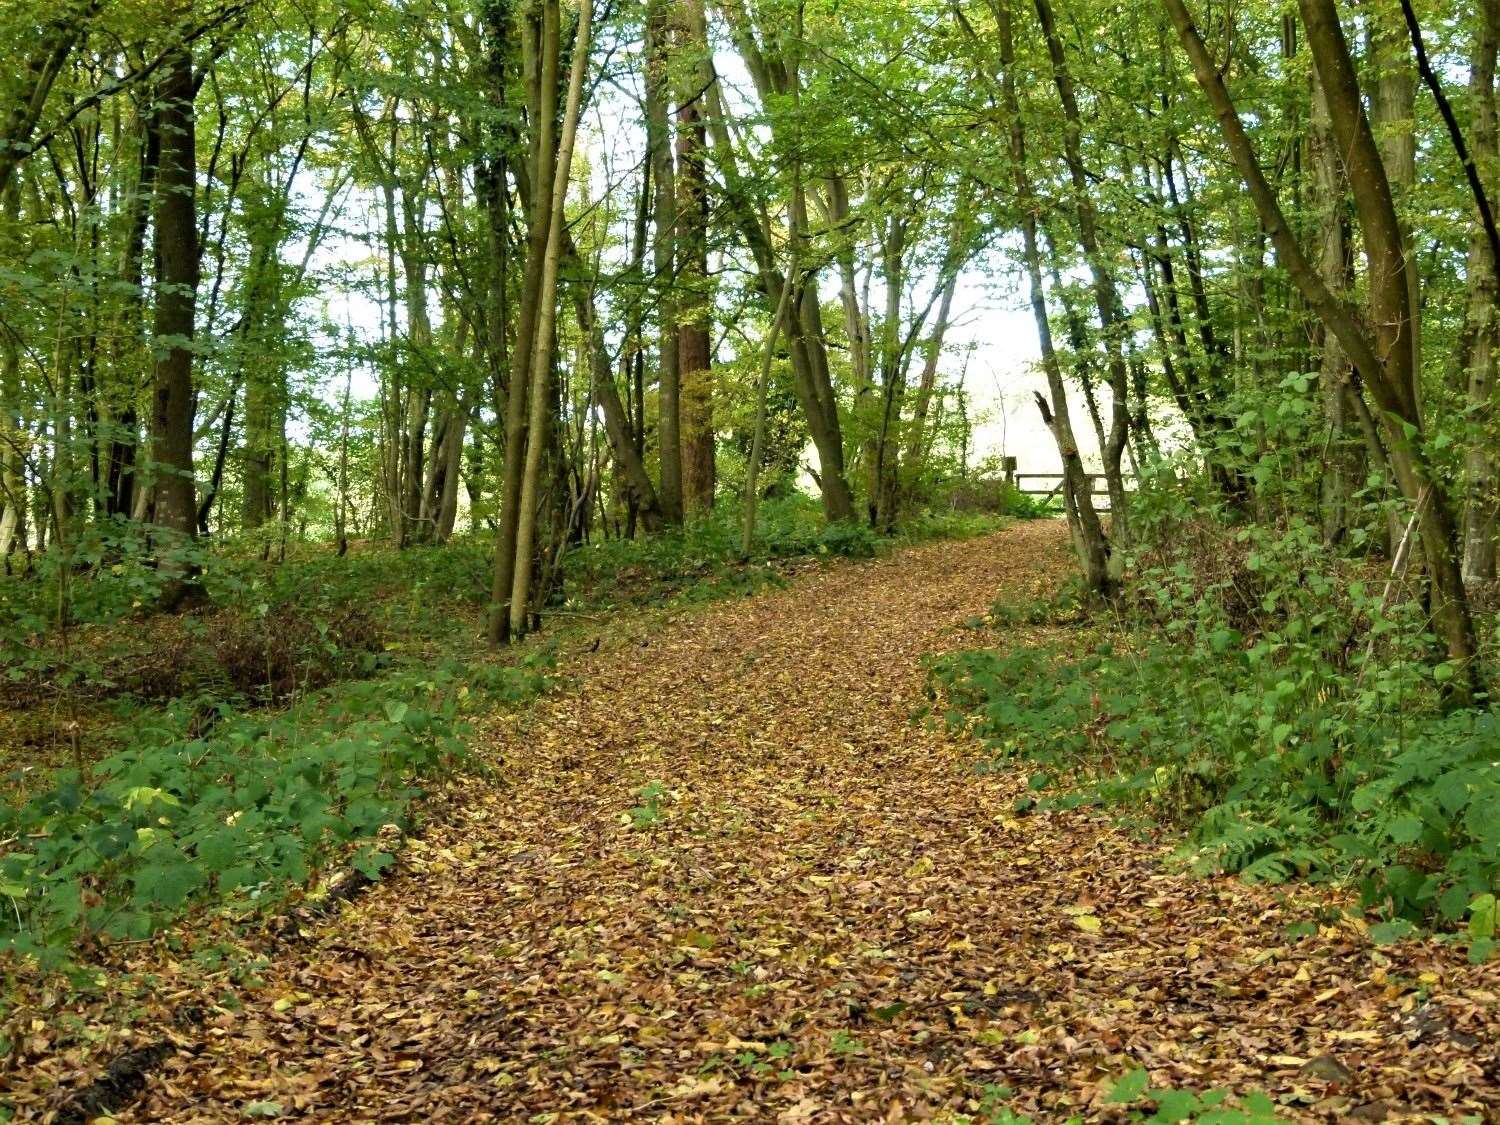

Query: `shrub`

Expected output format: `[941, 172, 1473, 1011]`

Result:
[0, 654, 550, 967]
[930, 475, 1498, 947]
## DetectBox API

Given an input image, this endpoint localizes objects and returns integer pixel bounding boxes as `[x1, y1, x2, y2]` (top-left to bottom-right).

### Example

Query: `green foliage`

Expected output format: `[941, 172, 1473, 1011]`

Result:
[963, 1077, 1287, 1124]
[627, 781, 667, 829]
[0, 653, 549, 966]
[563, 495, 1005, 610]
[1100, 1070, 1286, 1123]
[932, 481, 1500, 933]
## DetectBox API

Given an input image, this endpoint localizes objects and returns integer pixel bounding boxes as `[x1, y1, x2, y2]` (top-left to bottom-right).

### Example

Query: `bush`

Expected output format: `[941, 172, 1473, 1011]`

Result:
[937, 476, 1061, 519]
[930, 475, 1499, 949]
[118, 604, 385, 704]
[0, 654, 549, 967]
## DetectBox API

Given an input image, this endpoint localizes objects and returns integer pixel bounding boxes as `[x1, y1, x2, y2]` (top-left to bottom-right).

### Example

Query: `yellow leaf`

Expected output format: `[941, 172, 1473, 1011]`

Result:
[1073, 914, 1102, 934]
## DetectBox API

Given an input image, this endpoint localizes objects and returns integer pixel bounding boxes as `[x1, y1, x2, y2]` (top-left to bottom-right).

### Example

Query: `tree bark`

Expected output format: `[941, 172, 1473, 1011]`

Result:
[0, 1, 98, 200]
[1308, 66, 1359, 545]
[1461, 0, 1499, 582]
[147, 41, 199, 540]
[489, 0, 559, 644]
[1033, 0, 1132, 539]
[987, 0, 1112, 594]
[509, 0, 592, 639]
[646, 0, 683, 524]
[677, 0, 714, 514]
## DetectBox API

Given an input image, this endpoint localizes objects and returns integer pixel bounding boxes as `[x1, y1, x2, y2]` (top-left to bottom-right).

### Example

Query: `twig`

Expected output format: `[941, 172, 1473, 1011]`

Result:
[1355, 486, 1428, 686]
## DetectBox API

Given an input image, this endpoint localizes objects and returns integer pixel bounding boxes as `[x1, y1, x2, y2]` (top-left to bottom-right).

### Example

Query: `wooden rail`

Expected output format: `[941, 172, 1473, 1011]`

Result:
[1010, 472, 1136, 505]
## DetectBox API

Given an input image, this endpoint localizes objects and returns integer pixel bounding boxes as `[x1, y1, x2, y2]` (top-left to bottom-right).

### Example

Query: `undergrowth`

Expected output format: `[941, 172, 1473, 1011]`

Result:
[1, 494, 1012, 970]
[0, 653, 550, 969]
[562, 494, 1012, 609]
[930, 467, 1500, 959]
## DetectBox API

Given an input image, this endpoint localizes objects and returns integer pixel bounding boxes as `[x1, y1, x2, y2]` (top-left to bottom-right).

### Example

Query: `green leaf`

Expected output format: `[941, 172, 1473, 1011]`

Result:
[1369, 919, 1414, 945]
[1385, 816, 1423, 845]
[1433, 772, 1472, 816]
[1468, 894, 1497, 941]
[134, 861, 204, 908]
[1147, 1088, 1200, 1122]
[1104, 1068, 1149, 1104]
[352, 848, 394, 881]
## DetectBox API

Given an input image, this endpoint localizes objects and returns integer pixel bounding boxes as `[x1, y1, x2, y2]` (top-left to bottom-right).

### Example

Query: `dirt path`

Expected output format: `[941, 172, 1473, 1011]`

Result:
[122, 522, 1496, 1122]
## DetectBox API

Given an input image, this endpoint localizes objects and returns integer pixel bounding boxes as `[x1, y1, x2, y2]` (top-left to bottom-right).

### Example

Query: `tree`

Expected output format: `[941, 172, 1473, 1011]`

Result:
[146, 34, 200, 542]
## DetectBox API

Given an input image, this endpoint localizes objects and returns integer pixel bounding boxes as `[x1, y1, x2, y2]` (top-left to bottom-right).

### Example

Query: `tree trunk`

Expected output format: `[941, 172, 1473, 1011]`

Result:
[677, 0, 714, 514]
[1462, 0, 1499, 582]
[1033, 0, 1132, 539]
[0, 1, 96, 200]
[509, 0, 592, 639]
[989, 0, 1112, 593]
[147, 41, 199, 540]
[0, 181, 25, 556]
[1309, 66, 1359, 545]
[901, 259, 961, 505]
[1368, 4, 1421, 398]
[489, 0, 559, 644]
[240, 221, 284, 531]
[646, 0, 682, 524]
[712, 4, 855, 523]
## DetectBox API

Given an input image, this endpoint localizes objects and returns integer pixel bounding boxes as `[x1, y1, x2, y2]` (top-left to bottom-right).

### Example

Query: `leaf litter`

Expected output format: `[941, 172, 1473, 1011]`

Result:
[24, 522, 1500, 1120]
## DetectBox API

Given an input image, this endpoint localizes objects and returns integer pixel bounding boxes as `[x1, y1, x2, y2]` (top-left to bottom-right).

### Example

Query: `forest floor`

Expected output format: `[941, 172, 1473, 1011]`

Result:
[33, 521, 1500, 1121]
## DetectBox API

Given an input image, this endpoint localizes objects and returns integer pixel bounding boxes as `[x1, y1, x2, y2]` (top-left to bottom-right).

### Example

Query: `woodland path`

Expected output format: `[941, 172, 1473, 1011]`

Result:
[124, 521, 1497, 1122]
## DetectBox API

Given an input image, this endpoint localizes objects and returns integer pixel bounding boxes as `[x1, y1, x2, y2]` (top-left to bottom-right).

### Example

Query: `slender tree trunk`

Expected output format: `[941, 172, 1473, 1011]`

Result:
[0, 182, 25, 556]
[1369, 5, 1422, 399]
[1034, 0, 1131, 538]
[990, 0, 1111, 593]
[711, 3, 855, 522]
[105, 106, 158, 520]
[399, 198, 434, 544]
[1309, 67, 1358, 545]
[570, 268, 665, 530]
[1457, 0, 1500, 583]
[677, 0, 714, 514]
[646, 0, 683, 524]
[240, 223, 282, 530]
[509, 0, 592, 639]
[743, 206, 798, 556]
[1042, 223, 1108, 458]
[901, 261, 960, 505]
[0, 0, 97, 200]
[489, 0, 559, 644]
